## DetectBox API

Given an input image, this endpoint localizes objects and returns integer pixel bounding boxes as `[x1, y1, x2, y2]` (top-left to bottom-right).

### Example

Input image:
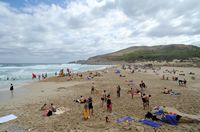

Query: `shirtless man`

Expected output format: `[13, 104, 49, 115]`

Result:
[142, 94, 151, 110]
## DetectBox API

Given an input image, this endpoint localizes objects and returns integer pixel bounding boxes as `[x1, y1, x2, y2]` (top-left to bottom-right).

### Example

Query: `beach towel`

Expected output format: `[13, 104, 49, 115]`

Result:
[161, 114, 178, 125]
[139, 119, 163, 128]
[0, 114, 17, 124]
[116, 117, 134, 123]
[170, 92, 181, 96]
[54, 107, 70, 115]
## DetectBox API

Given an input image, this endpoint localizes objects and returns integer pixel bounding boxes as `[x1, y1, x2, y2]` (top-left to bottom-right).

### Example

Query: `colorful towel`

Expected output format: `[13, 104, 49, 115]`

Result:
[139, 119, 162, 128]
[0, 114, 17, 124]
[116, 117, 134, 123]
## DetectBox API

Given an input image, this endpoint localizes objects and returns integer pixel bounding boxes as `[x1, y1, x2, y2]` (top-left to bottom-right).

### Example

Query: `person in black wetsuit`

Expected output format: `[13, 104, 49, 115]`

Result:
[10, 83, 14, 96]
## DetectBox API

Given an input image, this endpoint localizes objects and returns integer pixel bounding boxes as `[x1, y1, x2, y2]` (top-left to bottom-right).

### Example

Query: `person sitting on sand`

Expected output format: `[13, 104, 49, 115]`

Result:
[75, 96, 86, 103]
[41, 104, 53, 117]
[119, 74, 126, 77]
[107, 94, 112, 113]
[163, 88, 172, 94]
[41, 103, 48, 111]
[50, 103, 56, 112]
[105, 116, 110, 123]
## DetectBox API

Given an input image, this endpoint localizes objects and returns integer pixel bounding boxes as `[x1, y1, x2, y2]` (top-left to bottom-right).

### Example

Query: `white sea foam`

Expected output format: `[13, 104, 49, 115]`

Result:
[0, 63, 111, 90]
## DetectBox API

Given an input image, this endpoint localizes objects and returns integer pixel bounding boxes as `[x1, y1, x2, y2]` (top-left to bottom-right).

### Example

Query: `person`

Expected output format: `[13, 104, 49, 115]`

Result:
[38, 75, 41, 80]
[45, 73, 47, 78]
[116, 85, 121, 97]
[83, 102, 90, 120]
[41, 104, 48, 111]
[101, 90, 107, 107]
[50, 103, 56, 112]
[75, 96, 86, 103]
[88, 97, 93, 116]
[107, 94, 112, 113]
[163, 88, 172, 94]
[131, 88, 134, 99]
[142, 94, 151, 110]
[41, 104, 53, 117]
[139, 80, 146, 97]
[10, 84, 14, 95]
[91, 85, 95, 94]
[105, 116, 110, 123]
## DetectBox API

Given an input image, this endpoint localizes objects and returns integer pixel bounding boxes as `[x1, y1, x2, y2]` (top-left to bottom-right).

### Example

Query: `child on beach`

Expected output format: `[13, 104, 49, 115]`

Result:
[101, 90, 107, 107]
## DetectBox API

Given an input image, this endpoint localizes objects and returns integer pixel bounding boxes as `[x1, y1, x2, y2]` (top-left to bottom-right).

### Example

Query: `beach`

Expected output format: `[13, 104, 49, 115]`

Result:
[0, 66, 200, 132]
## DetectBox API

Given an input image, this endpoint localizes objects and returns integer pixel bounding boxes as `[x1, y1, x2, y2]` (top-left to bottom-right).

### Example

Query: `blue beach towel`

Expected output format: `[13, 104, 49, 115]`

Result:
[116, 117, 134, 123]
[161, 114, 178, 125]
[139, 119, 163, 128]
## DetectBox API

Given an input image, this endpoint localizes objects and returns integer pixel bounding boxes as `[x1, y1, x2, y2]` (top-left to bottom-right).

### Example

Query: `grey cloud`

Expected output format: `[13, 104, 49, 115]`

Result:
[0, 0, 200, 63]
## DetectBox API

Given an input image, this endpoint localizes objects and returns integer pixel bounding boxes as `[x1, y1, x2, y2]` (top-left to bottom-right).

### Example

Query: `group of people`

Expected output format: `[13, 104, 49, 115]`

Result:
[83, 97, 93, 120]
[32, 73, 48, 80]
[41, 103, 57, 117]
[100, 90, 112, 113]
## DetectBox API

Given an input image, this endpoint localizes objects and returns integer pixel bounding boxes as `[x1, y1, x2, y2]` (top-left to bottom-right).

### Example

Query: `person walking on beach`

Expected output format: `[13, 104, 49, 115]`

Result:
[10, 83, 14, 96]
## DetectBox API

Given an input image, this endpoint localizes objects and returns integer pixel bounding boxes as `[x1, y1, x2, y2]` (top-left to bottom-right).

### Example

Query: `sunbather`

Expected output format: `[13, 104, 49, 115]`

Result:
[163, 88, 172, 94]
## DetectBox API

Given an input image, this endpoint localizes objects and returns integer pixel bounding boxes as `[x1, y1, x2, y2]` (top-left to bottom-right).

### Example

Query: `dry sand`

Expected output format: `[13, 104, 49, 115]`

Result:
[0, 66, 200, 132]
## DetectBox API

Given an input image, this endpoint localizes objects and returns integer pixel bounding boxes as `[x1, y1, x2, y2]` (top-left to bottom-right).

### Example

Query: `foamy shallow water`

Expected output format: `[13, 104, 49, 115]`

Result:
[0, 63, 112, 91]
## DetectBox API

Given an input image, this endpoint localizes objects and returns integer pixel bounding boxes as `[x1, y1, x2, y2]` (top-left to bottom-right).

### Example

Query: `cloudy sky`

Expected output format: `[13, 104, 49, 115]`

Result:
[0, 0, 200, 63]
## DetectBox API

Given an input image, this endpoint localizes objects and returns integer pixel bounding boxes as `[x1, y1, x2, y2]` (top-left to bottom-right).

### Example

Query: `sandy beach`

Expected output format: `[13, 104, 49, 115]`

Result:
[0, 66, 200, 132]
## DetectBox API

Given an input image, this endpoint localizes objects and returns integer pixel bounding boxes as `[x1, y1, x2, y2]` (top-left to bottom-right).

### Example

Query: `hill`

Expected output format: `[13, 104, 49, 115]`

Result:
[76, 44, 200, 65]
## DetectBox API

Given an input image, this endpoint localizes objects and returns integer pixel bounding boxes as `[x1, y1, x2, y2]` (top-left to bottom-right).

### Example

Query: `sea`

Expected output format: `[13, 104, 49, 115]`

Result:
[0, 63, 111, 91]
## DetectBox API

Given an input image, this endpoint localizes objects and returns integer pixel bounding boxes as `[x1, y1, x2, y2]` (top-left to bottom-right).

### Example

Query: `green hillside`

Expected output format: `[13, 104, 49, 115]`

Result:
[117, 45, 200, 62]
[85, 44, 200, 63]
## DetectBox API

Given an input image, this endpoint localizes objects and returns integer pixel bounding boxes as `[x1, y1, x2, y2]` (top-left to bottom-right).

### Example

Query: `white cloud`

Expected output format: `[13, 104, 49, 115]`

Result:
[0, 0, 200, 63]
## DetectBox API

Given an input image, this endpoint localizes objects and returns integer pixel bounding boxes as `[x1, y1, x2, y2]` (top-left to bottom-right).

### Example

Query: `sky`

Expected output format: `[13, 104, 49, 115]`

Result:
[0, 0, 200, 63]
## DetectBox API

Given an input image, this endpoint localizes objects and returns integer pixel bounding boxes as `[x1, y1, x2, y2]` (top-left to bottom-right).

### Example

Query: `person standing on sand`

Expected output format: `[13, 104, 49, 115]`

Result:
[10, 83, 14, 96]
[131, 88, 134, 99]
[101, 90, 107, 107]
[139, 80, 146, 97]
[107, 94, 112, 113]
[83, 102, 90, 120]
[88, 97, 93, 116]
[116, 85, 121, 97]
